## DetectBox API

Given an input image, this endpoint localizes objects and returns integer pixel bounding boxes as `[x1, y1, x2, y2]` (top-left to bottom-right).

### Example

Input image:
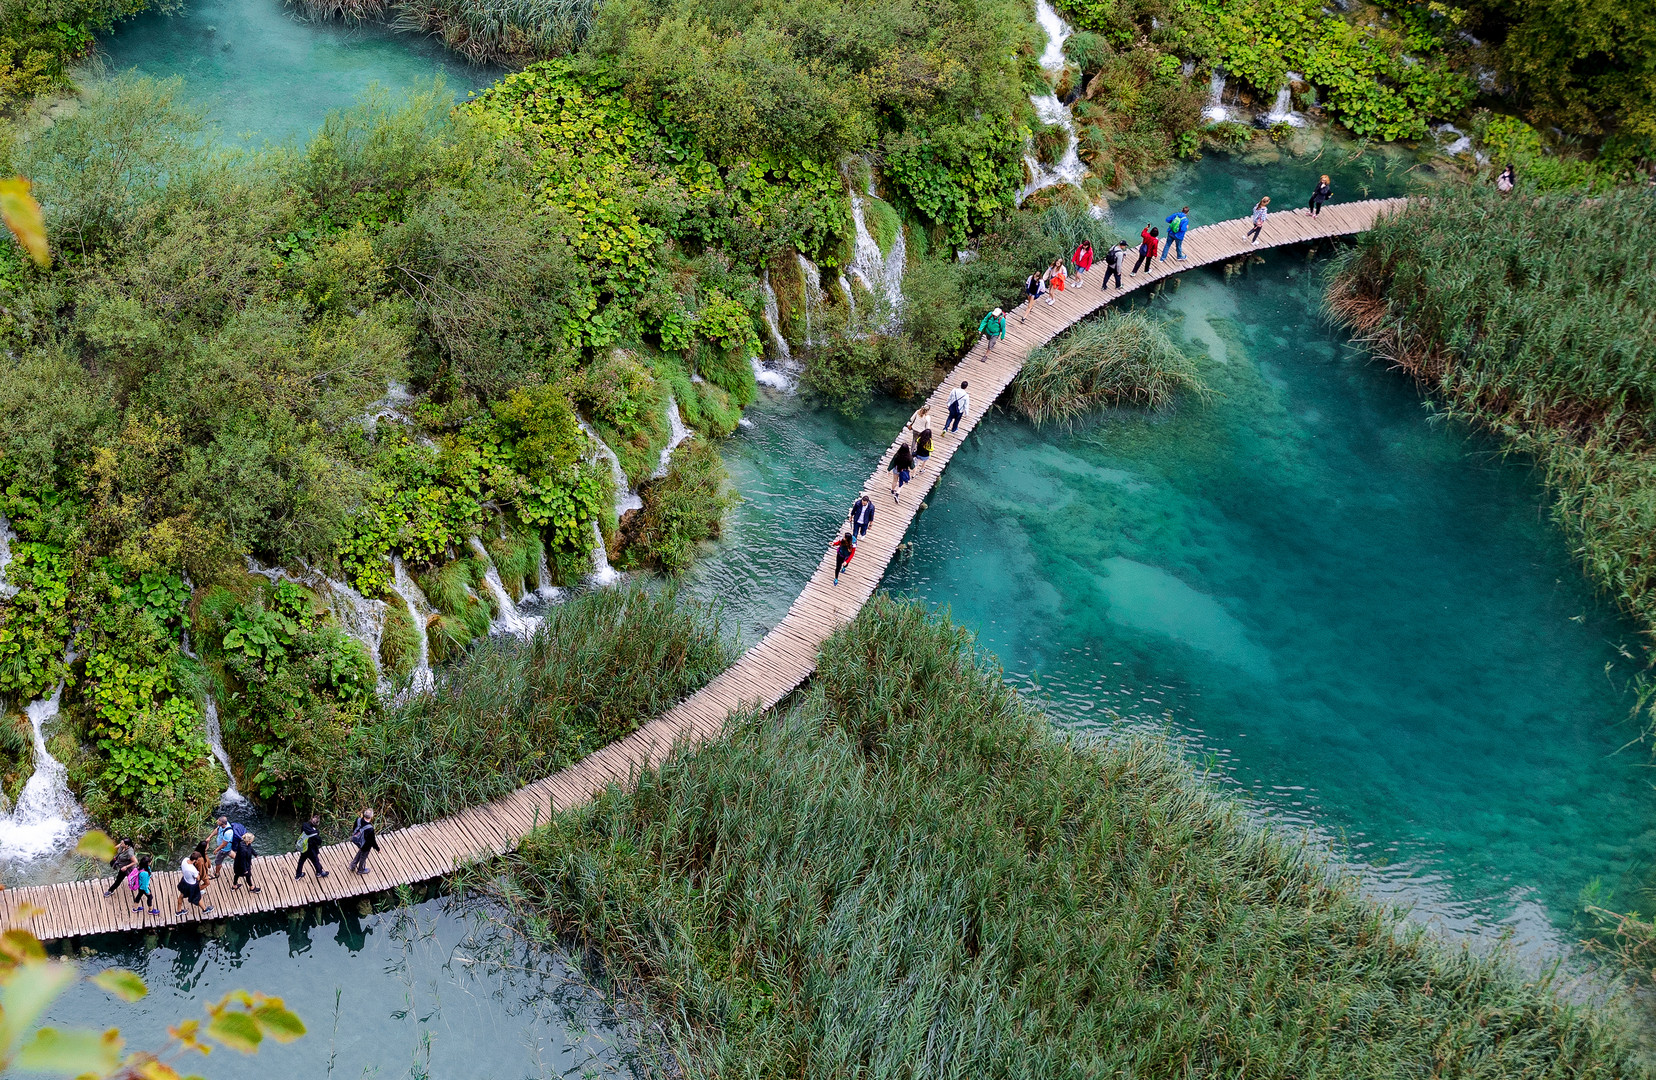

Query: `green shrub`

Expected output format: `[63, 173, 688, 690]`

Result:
[492, 596, 1643, 1078]
[380, 602, 420, 680]
[0, 543, 73, 703]
[617, 440, 736, 574]
[325, 583, 733, 827]
[1013, 311, 1207, 424]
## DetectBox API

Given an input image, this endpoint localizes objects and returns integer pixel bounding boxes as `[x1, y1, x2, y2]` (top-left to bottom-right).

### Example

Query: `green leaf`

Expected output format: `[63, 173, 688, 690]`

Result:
[91, 967, 148, 1002]
[13, 1026, 121, 1075]
[0, 961, 76, 1060]
[75, 830, 115, 862]
[251, 1000, 306, 1042]
[207, 1010, 263, 1053]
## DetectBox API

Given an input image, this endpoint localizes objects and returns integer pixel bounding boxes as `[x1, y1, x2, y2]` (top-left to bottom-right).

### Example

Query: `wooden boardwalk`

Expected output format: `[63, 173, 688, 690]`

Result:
[2, 198, 1404, 941]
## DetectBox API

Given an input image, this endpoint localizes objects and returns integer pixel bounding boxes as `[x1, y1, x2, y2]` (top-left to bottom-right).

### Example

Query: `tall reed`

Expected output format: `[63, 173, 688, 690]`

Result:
[488, 595, 1642, 1079]
[1012, 310, 1206, 424]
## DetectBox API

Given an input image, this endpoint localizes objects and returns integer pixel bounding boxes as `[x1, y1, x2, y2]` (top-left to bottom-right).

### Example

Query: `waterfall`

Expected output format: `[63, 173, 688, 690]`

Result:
[1017, 0, 1087, 203]
[759, 270, 792, 366]
[360, 380, 414, 435]
[796, 254, 826, 346]
[468, 538, 540, 638]
[847, 179, 907, 327]
[0, 513, 16, 601]
[1202, 70, 1238, 123]
[1434, 123, 1472, 156]
[651, 397, 693, 480]
[0, 682, 86, 863]
[1261, 76, 1306, 127]
[588, 520, 620, 587]
[576, 417, 643, 517]
[180, 630, 247, 806]
[838, 273, 857, 318]
[390, 557, 434, 695]
[536, 550, 564, 601]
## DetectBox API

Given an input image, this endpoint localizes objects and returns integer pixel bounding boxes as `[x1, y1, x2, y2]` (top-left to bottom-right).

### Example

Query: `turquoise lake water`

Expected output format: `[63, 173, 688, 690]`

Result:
[37, 895, 639, 1077]
[693, 234, 1656, 958]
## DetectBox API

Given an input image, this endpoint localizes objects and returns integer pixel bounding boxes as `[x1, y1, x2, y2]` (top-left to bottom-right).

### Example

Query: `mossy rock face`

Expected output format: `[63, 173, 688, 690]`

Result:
[864, 196, 901, 258]
[767, 253, 806, 347]
[380, 602, 419, 679]
[482, 522, 543, 600]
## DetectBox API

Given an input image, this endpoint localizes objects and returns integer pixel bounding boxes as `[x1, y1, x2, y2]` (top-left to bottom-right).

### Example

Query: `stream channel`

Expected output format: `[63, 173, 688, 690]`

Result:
[31, 0, 1656, 1066]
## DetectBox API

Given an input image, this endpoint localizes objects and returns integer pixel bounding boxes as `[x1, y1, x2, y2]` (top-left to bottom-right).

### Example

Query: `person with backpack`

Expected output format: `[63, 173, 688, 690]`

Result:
[1019, 272, 1044, 323]
[349, 809, 379, 875]
[105, 837, 136, 898]
[848, 495, 875, 541]
[888, 441, 915, 503]
[832, 532, 856, 585]
[907, 406, 934, 474]
[1132, 226, 1159, 273]
[1100, 240, 1128, 291]
[945, 381, 970, 435]
[229, 831, 260, 892]
[1247, 196, 1270, 244]
[1161, 207, 1190, 261]
[977, 308, 1006, 354]
[131, 855, 156, 915]
[296, 814, 329, 880]
[209, 816, 236, 883]
[1306, 175, 1332, 216]
[1072, 240, 1093, 280]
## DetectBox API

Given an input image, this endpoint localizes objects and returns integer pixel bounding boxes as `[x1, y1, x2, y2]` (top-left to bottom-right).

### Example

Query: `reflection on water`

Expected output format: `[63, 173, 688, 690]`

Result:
[693, 240, 1656, 965]
[40, 895, 639, 1079]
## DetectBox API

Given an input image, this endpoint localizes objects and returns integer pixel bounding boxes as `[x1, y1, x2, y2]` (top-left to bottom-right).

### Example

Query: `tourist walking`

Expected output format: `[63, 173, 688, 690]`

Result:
[349, 809, 379, 875]
[1247, 196, 1270, 244]
[1306, 175, 1332, 216]
[105, 837, 136, 898]
[1100, 240, 1127, 291]
[888, 441, 915, 503]
[210, 816, 235, 883]
[978, 308, 1006, 353]
[907, 406, 934, 473]
[231, 831, 260, 893]
[1162, 207, 1190, 260]
[1496, 163, 1515, 193]
[132, 856, 156, 915]
[1132, 226, 1159, 273]
[832, 532, 855, 585]
[945, 381, 970, 434]
[848, 495, 875, 541]
[1072, 240, 1093, 280]
[175, 844, 213, 916]
[1019, 272, 1044, 322]
[296, 814, 328, 879]
[1045, 257, 1066, 301]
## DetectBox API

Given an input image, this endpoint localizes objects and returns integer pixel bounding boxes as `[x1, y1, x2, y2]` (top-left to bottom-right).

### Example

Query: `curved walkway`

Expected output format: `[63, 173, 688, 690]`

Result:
[3, 198, 1405, 940]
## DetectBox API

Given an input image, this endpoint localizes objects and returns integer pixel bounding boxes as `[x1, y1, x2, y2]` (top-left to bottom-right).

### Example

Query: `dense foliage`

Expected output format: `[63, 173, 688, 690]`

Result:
[492, 595, 1643, 1078]
[616, 439, 737, 573]
[0, 0, 151, 107]
[1013, 310, 1206, 423]
[1327, 188, 1656, 640]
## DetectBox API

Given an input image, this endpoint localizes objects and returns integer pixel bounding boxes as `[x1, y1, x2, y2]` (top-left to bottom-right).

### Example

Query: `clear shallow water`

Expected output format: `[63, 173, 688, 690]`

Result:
[39, 896, 638, 1079]
[91, 0, 503, 142]
[695, 244, 1656, 958]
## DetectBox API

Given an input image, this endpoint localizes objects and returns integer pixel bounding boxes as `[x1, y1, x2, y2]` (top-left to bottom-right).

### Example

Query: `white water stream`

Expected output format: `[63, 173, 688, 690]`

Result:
[390, 556, 434, 696]
[0, 514, 16, 601]
[796, 254, 827, 346]
[468, 538, 540, 638]
[1203, 70, 1240, 123]
[652, 397, 693, 480]
[846, 177, 907, 329]
[0, 680, 86, 863]
[180, 629, 247, 806]
[577, 417, 643, 517]
[1261, 76, 1307, 127]
[1018, 0, 1087, 203]
[588, 521, 620, 586]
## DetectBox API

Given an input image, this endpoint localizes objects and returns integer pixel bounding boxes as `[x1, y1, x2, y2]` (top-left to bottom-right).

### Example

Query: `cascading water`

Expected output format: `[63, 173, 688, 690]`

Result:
[468, 538, 540, 638]
[577, 417, 643, 517]
[588, 521, 621, 587]
[652, 397, 693, 480]
[838, 273, 857, 318]
[846, 178, 907, 329]
[245, 557, 387, 681]
[1261, 75, 1307, 127]
[0, 682, 86, 862]
[795, 254, 826, 346]
[0, 513, 16, 601]
[758, 270, 793, 369]
[390, 556, 434, 695]
[536, 551, 564, 601]
[1018, 0, 1087, 203]
[360, 380, 414, 435]
[180, 629, 247, 805]
[1202, 70, 1239, 123]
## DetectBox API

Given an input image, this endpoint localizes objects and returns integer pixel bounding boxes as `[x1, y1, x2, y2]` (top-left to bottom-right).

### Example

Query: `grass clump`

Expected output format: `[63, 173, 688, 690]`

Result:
[1326, 188, 1656, 639]
[1012, 311, 1206, 424]
[617, 440, 736, 574]
[491, 595, 1641, 1078]
[324, 582, 732, 826]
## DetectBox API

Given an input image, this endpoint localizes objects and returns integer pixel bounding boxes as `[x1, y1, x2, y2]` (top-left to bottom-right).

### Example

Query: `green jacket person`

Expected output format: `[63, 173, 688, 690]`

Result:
[978, 308, 1007, 353]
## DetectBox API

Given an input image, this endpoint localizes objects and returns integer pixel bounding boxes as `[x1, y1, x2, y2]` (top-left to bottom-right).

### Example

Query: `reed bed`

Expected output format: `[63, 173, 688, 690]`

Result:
[1012, 311, 1206, 425]
[325, 582, 732, 827]
[488, 595, 1642, 1079]
[1326, 188, 1656, 641]
[285, 0, 593, 62]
